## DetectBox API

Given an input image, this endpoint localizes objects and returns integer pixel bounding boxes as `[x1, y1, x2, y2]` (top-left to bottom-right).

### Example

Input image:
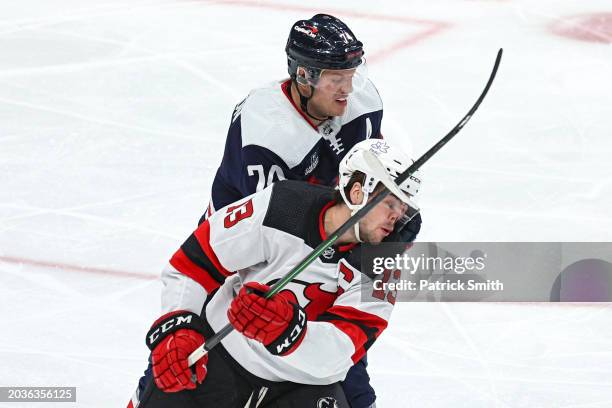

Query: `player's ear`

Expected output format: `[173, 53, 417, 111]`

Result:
[296, 67, 308, 86]
[349, 182, 364, 206]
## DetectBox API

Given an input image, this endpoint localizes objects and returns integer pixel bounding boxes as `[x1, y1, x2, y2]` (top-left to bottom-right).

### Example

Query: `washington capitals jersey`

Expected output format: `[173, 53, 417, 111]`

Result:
[204, 78, 383, 217]
[163, 181, 393, 385]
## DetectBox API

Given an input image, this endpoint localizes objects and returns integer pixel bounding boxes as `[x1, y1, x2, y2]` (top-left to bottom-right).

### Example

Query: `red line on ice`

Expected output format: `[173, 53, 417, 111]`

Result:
[0, 255, 158, 280]
[196, 0, 451, 62]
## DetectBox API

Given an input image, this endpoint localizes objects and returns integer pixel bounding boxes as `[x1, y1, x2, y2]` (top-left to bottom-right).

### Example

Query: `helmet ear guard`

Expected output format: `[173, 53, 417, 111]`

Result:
[294, 65, 321, 87]
[295, 72, 309, 86]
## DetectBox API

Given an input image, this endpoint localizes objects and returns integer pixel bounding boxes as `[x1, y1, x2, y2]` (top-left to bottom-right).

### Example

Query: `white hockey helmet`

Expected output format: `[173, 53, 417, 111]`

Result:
[338, 139, 421, 241]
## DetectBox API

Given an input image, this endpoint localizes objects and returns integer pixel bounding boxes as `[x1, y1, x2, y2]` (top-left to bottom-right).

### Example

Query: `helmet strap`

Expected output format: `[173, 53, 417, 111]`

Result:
[292, 79, 331, 122]
[353, 217, 362, 243]
[339, 183, 372, 243]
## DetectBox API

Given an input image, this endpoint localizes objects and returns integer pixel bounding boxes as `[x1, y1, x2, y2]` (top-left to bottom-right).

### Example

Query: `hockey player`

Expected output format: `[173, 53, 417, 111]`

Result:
[129, 139, 422, 408]
[201, 13, 421, 239]
[199, 14, 422, 407]
[202, 14, 376, 217]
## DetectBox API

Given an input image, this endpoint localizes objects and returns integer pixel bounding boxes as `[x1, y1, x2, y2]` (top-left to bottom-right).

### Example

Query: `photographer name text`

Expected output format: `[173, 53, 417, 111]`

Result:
[373, 279, 504, 292]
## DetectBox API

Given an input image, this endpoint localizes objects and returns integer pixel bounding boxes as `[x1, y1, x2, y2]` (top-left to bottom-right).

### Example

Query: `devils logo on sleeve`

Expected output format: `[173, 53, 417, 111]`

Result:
[267, 279, 339, 320]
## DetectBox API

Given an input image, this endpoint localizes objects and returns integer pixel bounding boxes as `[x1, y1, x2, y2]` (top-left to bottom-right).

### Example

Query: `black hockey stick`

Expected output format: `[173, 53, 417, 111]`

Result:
[188, 48, 503, 366]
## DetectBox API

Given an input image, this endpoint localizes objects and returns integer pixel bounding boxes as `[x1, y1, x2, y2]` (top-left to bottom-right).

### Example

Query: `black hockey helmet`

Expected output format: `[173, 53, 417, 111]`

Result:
[286, 14, 364, 78]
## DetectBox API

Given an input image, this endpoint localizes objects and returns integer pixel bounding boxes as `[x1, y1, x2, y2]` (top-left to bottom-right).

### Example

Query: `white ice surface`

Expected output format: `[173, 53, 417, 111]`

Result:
[1, 0, 611, 407]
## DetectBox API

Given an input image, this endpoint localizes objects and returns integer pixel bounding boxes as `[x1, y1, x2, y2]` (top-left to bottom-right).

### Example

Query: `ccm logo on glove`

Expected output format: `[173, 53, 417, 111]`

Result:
[272, 308, 307, 355]
[228, 282, 308, 356]
[148, 313, 196, 347]
[146, 311, 208, 392]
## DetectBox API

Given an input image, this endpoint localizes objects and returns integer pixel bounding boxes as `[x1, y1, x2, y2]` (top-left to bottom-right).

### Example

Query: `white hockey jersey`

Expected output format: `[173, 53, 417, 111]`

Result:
[204, 78, 383, 219]
[163, 181, 394, 385]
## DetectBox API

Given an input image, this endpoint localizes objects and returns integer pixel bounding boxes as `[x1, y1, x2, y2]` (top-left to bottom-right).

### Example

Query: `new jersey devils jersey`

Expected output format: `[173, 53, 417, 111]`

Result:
[163, 181, 393, 385]
[204, 78, 383, 217]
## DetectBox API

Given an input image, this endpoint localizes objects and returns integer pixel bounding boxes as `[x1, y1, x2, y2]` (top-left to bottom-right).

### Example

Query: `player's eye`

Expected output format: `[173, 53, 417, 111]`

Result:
[385, 196, 408, 215]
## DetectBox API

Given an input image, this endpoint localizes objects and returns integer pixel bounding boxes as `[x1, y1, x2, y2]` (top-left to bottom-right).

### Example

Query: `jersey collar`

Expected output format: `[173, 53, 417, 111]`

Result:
[281, 79, 319, 131]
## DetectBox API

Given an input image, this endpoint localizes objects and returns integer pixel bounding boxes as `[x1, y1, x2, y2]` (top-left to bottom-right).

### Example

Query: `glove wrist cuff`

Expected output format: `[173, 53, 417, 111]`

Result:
[146, 310, 205, 350]
[265, 303, 307, 356]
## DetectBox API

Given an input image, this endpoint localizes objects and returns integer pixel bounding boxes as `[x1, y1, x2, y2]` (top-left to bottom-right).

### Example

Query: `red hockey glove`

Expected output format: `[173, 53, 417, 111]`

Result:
[146, 311, 208, 392]
[228, 282, 307, 356]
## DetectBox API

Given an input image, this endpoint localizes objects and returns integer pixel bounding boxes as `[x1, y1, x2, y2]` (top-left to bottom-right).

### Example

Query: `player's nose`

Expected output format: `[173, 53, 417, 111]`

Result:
[388, 208, 400, 223]
[341, 80, 353, 94]
[338, 77, 352, 94]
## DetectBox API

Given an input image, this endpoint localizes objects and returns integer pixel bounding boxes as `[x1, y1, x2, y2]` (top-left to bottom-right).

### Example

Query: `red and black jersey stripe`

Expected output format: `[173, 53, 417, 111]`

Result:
[170, 220, 233, 293]
[316, 305, 388, 363]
